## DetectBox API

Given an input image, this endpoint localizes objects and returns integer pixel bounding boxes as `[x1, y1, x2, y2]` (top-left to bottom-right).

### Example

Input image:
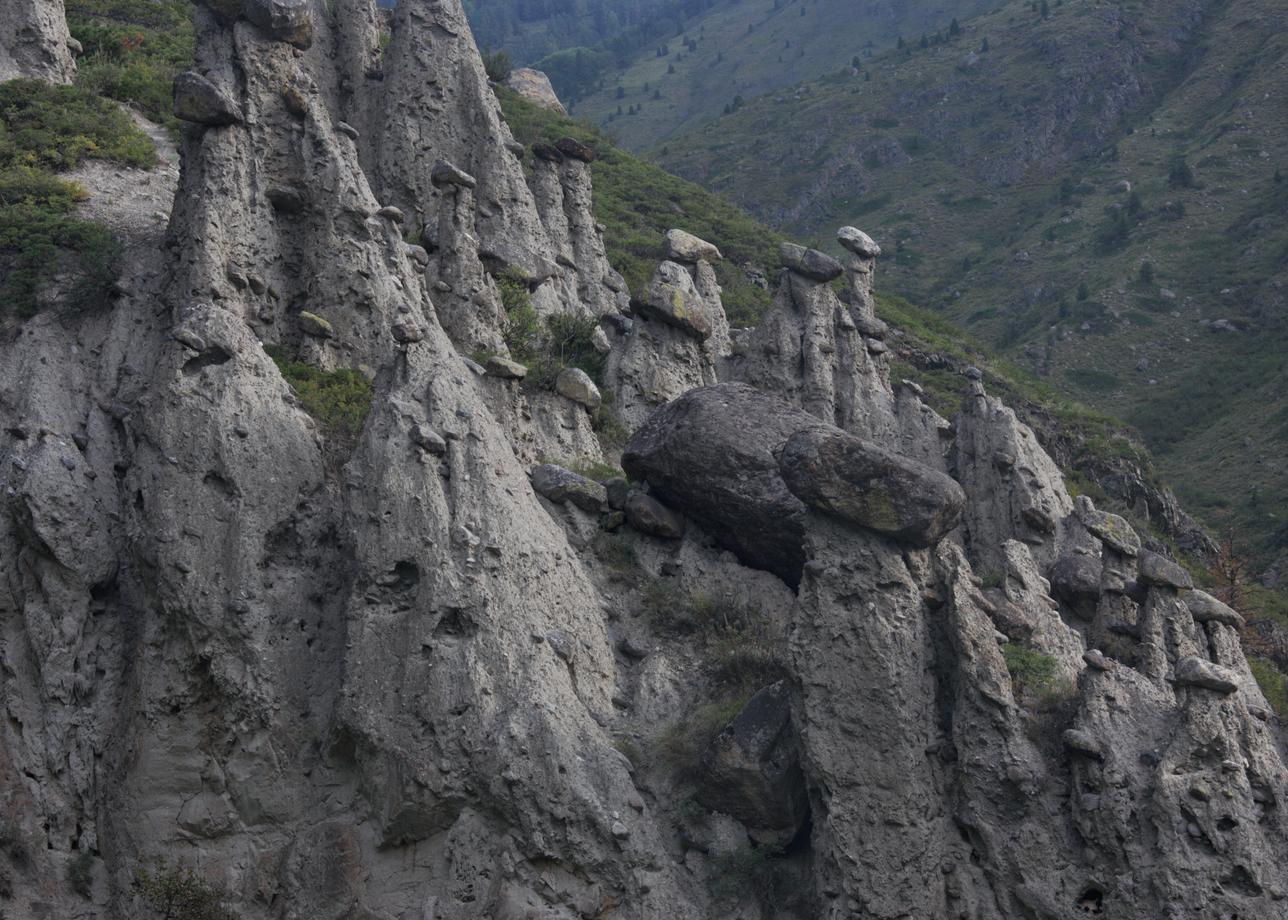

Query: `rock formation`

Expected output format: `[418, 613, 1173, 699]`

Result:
[2, 0, 1286, 917]
[1, 0, 75, 82]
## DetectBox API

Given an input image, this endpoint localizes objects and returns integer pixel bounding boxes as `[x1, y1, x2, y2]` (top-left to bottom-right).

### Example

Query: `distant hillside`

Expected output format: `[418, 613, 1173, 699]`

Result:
[563, 0, 997, 146]
[655, 0, 1288, 574]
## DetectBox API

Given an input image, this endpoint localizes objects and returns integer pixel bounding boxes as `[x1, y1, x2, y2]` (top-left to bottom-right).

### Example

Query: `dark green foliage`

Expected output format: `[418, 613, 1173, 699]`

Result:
[133, 862, 237, 920]
[1167, 153, 1195, 189]
[0, 78, 155, 170]
[66, 0, 194, 130]
[1138, 260, 1154, 284]
[266, 347, 373, 439]
[67, 851, 95, 899]
[481, 49, 512, 83]
[1001, 643, 1057, 698]
[496, 272, 607, 390]
[0, 79, 148, 316]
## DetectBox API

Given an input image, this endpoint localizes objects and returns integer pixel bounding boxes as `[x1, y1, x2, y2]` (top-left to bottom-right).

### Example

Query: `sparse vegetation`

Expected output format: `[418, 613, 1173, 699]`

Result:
[66, 0, 194, 131]
[1001, 643, 1059, 700]
[0, 78, 153, 317]
[265, 346, 374, 439]
[133, 861, 237, 920]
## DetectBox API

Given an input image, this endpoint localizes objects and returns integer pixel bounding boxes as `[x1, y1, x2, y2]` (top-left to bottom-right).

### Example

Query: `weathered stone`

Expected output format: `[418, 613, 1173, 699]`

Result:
[623, 384, 819, 585]
[410, 424, 446, 455]
[623, 491, 685, 539]
[1050, 552, 1102, 608]
[1174, 656, 1240, 694]
[778, 242, 843, 282]
[505, 67, 567, 114]
[837, 226, 881, 259]
[1062, 729, 1105, 760]
[1081, 507, 1142, 556]
[430, 161, 477, 189]
[697, 682, 808, 837]
[1083, 649, 1113, 671]
[604, 478, 630, 511]
[1183, 590, 1245, 627]
[336, 121, 359, 140]
[635, 260, 712, 339]
[376, 205, 405, 223]
[266, 186, 306, 214]
[529, 464, 607, 512]
[298, 311, 333, 338]
[779, 427, 965, 547]
[555, 367, 602, 410]
[391, 316, 428, 344]
[245, 0, 313, 48]
[532, 142, 564, 163]
[172, 71, 243, 126]
[664, 229, 722, 264]
[555, 136, 595, 163]
[1137, 550, 1193, 590]
[484, 355, 527, 379]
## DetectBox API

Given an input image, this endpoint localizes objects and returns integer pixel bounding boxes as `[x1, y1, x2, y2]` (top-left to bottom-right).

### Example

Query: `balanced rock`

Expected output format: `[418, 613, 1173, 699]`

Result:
[555, 367, 602, 410]
[298, 311, 333, 338]
[1184, 590, 1245, 627]
[172, 71, 243, 126]
[636, 260, 712, 339]
[532, 142, 564, 163]
[529, 464, 607, 512]
[430, 161, 477, 189]
[1174, 656, 1240, 694]
[623, 384, 819, 586]
[837, 226, 881, 259]
[1080, 506, 1141, 556]
[623, 491, 685, 539]
[1137, 550, 1193, 590]
[779, 242, 843, 282]
[555, 136, 595, 163]
[778, 427, 965, 547]
[664, 229, 722, 264]
[245, 0, 313, 48]
[484, 355, 527, 379]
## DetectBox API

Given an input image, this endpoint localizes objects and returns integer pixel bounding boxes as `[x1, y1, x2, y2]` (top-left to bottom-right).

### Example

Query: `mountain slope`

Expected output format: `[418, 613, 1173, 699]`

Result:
[657, 0, 1288, 572]
[550, 0, 998, 145]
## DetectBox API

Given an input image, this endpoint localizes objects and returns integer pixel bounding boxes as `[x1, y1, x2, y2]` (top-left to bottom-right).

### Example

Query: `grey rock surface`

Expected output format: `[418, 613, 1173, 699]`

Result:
[2, 2, 1286, 918]
[779, 426, 964, 546]
[0, 0, 75, 82]
[173, 70, 244, 125]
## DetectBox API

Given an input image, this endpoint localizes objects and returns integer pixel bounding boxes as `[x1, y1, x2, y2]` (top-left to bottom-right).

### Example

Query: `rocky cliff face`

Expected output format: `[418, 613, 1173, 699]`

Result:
[2, 2, 1286, 919]
[0, 0, 75, 82]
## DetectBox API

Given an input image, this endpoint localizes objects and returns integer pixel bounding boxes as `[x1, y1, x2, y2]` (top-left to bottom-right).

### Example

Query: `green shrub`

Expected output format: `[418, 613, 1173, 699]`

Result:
[0, 78, 155, 170]
[266, 347, 373, 439]
[67, 850, 95, 899]
[68, 0, 194, 129]
[1001, 643, 1058, 699]
[592, 404, 629, 452]
[1249, 657, 1288, 716]
[481, 49, 512, 83]
[497, 272, 609, 391]
[133, 861, 237, 920]
[654, 692, 749, 778]
[0, 167, 121, 316]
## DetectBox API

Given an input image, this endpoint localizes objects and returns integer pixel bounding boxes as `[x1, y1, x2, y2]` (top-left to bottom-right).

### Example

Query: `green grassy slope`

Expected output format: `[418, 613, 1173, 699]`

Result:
[563, 0, 997, 148]
[656, 0, 1288, 571]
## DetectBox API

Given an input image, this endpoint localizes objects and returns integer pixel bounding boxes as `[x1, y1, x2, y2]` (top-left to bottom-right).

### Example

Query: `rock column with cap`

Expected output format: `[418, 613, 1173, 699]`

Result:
[426, 161, 507, 354]
[603, 229, 731, 431]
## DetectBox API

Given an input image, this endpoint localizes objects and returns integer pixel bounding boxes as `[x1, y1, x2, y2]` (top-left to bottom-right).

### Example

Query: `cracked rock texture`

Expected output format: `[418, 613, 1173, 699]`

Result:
[2, 0, 1287, 918]
[0, 0, 74, 81]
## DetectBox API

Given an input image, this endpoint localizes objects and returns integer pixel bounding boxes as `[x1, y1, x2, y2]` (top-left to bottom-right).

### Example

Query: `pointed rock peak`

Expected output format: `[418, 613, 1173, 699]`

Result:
[506, 67, 567, 114]
[664, 228, 722, 264]
[779, 242, 843, 282]
[838, 226, 881, 259]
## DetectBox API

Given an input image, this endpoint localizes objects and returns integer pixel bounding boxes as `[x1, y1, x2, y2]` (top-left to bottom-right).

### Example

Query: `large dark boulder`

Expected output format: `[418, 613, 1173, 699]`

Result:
[697, 682, 808, 841]
[778, 428, 965, 547]
[173, 71, 243, 126]
[622, 385, 817, 586]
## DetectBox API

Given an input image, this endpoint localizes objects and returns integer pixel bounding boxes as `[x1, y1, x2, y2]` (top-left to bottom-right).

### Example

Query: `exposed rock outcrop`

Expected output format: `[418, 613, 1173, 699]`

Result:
[1, 0, 1284, 917]
[505, 66, 566, 114]
[1, 0, 75, 82]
